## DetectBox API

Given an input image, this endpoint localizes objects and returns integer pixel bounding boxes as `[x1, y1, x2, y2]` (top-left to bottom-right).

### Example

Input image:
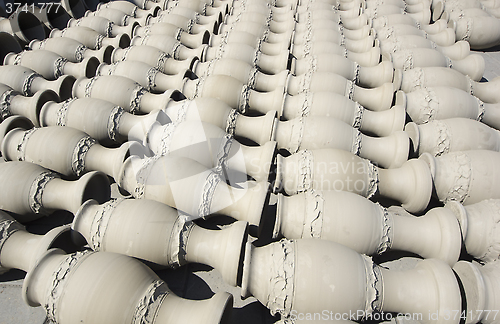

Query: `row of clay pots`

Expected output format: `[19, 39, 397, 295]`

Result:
[2, 0, 500, 323]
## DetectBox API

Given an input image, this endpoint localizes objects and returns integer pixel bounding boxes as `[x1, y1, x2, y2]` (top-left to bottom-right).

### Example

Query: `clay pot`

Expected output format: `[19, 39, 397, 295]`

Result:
[4, 50, 100, 80]
[291, 41, 382, 67]
[223, 11, 297, 34]
[29, 38, 114, 64]
[68, 16, 138, 38]
[286, 72, 395, 112]
[420, 150, 500, 205]
[39, 97, 169, 145]
[209, 30, 288, 56]
[0, 211, 80, 273]
[399, 86, 500, 128]
[217, 20, 292, 45]
[282, 92, 406, 137]
[111, 45, 196, 74]
[50, 27, 130, 50]
[142, 120, 276, 182]
[117, 154, 270, 228]
[0, 122, 141, 180]
[72, 75, 180, 114]
[182, 74, 285, 115]
[166, 5, 223, 28]
[191, 57, 290, 92]
[379, 36, 470, 60]
[0, 83, 59, 127]
[375, 24, 456, 47]
[97, 1, 161, 18]
[294, 17, 371, 40]
[86, 7, 149, 26]
[96, 61, 189, 92]
[274, 116, 410, 168]
[22, 249, 233, 324]
[163, 97, 277, 145]
[0, 65, 75, 100]
[291, 32, 376, 55]
[386, 49, 485, 82]
[292, 54, 395, 88]
[133, 23, 210, 49]
[274, 190, 462, 265]
[451, 15, 500, 49]
[446, 199, 500, 263]
[148, 12, 217, 34]
[241, 239, 461, 324]
[372, 14, 448, 33]
[72, 198, 248, 286]
[0, 160, 110, 222]
[453, 260, 500, 324]
[0, 11, 46, 45]
[274, 149, 433, 213]
[204, 42, 291, 74]
[295, 10, 369, 30]
[0, 31, 22, 65]
[400, 67, 500, 104]
[405, 118, 500, 157]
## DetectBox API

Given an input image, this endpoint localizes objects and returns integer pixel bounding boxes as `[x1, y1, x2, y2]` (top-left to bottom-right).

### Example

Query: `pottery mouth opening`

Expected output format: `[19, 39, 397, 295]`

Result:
[16, 11, 46, 42]
[35, 89, 60, 126]
[81, 172, 111, 206]
[101, 45, 114, 64]
[58, 75, 77, 101]
[0, 32, 22, 64]
[46, 6, 71, 30]
[85, 56, 100, 78]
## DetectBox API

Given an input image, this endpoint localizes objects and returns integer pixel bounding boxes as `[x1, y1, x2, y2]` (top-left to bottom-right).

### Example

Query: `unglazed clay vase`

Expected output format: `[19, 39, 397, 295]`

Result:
[111, 45, 196, 74]
[286, 72, 395, 112]
[217, 20, 292, 46]
[295, 11, 369, 30]
[379, 36, 471, 60]
[50, 27, 130, 50]
[72, 198, 248, 286]
[86, 7, 149, 27]
[274, 149, 433, 213]
[22, 249, 233, 324]
[241, 239, 461, 324]
[117, 154, 270, 228]
[67, 16, 138, 38]
[405, 118, 500, 157]
[291, 30, 376, 54]
[96, 61, 189, 92]
[282, 92, 406, 137]
[72, 76, 179, 114]
[274, 116, 410, 169]
[294, 17, 371, 40]
[420, 150, 500, 205]
[182, 74, 285, 115]
[0, 65, 75, 100]
[0, 160, 110, 222]
[204, 42, 291, 75]
[163, 97, 277, 145]
[0, 11, 46, 45]
[400, 67, 500, 104]
[191, 57, 290, 92]
[131, 34, 208, 61]
[451, 15, 500, 49]
[39, 97, 169, 145]
[29, 38, 114, 64]
[0, 83, 59, 127]
[148, 12, 217, 35]
[292, 54, 395, 88]
[133, 23, 210, 49]
[453, 260, 500, 324]
[385, 48, 485, 82]
[274, 190, 461, 265]
[446, 199, 500, 263]
[399, 86, 500, 129]
[375, 24, 456, 47]
[0, 123, 141, 180]
[209, 30, 288, 56]
[4, 51, 100, 80]
[0, 212, 79, 273]
[97, 1, 161, 19]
